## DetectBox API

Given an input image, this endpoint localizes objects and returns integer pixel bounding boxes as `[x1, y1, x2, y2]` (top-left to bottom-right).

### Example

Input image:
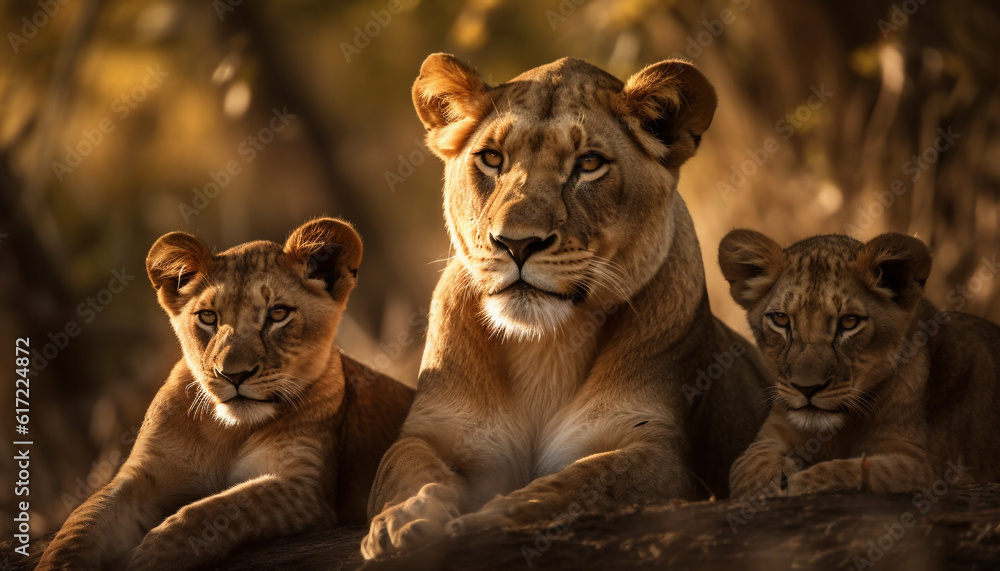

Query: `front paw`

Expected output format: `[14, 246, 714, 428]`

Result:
[784, 459, 861, 495]
[361, 483, 459, 560]
[128, 524, 188, 571]
[36, 548, 100, 571]
[448, 491, 567, 535]
[128, 539, 166, 571]
[730, 450, 802, 499]
[730, 469, 788, 499]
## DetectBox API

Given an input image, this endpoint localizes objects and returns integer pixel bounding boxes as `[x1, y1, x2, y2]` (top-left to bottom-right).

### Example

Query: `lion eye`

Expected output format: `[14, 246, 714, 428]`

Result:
[268, 306, 291, 323]
[767, 312, 790, 328]
[576, 153, 606, 172]
[197, 310, 217, 326]
[475, 149, 503, 173]
[839, 314, 863, 331]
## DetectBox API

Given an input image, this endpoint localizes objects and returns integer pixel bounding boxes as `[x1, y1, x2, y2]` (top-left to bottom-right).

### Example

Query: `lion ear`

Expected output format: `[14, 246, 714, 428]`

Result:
[146, 232, 213, 315]
[412, 53, 492, 159]
[856, 233, 931, 308]
[619, 59, 717, 170]
[718, 229, 785, 309]
[284, 218, 363, 303]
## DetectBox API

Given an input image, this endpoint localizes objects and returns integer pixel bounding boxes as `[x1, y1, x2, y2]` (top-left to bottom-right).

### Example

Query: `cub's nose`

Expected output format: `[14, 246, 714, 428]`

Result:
[216, 365, 260, 387]
[791, 378, 832, 399]
[490, 234, 557, 268]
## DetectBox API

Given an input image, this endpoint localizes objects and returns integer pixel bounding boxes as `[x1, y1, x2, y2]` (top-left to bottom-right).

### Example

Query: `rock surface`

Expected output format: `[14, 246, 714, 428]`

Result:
[6, 485, 1000, 570]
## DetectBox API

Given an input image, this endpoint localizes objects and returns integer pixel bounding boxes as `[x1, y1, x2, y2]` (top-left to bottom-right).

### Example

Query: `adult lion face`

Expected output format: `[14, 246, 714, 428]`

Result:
[413, 54, 717, 339]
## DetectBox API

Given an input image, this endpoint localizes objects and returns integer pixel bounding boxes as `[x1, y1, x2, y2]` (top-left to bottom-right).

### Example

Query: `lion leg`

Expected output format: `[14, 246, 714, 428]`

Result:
[729, 436, 799, 499]
[447, 441, 692, 534]
[362, 436, 464, 560]
[127, 474, 326, 571]
[37, 467, 167, 571]
[785, 453, 933, 495]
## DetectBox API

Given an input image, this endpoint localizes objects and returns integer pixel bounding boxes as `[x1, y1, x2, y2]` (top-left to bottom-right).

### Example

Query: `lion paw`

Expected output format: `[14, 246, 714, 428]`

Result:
[730, 469, 787, 499]
[783, 460, 861, 495]
[448, 491, 570, 535]
[361, 483, 459, 560]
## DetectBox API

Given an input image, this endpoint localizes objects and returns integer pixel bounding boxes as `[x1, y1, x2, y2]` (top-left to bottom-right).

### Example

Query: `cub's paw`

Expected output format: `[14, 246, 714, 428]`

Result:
[36, 550, 100, 571]
[783, 459, 862, 495]
[730, 451, 802, 499]
[128, 522, 190, 570]
[361, 483, 460, 560]
[128, 541, 169, 571]
[730, 469, 787, 499]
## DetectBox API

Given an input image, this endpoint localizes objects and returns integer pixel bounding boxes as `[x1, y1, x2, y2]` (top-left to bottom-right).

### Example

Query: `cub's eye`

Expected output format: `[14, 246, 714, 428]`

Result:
[767, 312, 790, 328]
[268, 306, 292, 323]
[197, 310, 217, 326]
[839, 314, 864, 331]
[575, 152, 606, 173]
[475, 149, 503, 174]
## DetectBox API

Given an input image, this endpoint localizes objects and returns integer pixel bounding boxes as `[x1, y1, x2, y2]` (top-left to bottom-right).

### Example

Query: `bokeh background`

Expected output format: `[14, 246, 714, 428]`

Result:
[2, 0, 998, 540]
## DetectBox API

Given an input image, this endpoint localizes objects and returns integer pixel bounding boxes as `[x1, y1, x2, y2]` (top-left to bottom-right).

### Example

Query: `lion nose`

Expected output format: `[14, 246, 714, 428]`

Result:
[216, 365, 260, 387]
[490, 234, 557, 268]
[791, 378, 832, 399]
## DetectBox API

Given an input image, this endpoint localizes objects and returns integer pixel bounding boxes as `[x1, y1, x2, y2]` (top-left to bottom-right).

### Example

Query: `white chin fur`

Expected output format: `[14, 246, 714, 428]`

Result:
[214, 401, 278, 427]
[483, 291, 573, 341]
[786, 409, 845, 433]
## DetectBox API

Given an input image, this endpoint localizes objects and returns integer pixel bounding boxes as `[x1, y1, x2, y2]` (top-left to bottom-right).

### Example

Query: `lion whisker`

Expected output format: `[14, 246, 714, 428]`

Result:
[758, 385, 782, 406]
[585, 256, 638, 315]
[428, 254, 458, 265]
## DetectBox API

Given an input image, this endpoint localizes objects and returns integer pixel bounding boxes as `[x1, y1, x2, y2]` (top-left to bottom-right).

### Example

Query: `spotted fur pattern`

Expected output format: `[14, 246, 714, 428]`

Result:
[720, 230, 1000, 498]
[37, 219, 413, 571]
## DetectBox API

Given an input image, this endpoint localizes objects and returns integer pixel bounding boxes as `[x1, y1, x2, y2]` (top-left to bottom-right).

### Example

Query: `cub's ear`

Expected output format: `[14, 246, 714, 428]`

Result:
[856, 233, 931, 308]
[146, 232, 213, 315]
[284, 218, 363, 303]
[619, 59, 717, 170]
[718, 229, 785, 309]
[412, 53, 492, 158]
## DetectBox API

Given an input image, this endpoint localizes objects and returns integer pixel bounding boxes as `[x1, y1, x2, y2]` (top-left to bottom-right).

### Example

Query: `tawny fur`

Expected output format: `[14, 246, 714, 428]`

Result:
[37, 219, 413, 571]
[720, 230, 1000, 497]
[361, 54, 772, 559]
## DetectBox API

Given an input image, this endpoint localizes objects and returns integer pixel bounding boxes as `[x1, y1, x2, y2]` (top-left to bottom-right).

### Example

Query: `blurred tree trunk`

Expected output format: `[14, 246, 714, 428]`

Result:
[219, 2, 418, 322]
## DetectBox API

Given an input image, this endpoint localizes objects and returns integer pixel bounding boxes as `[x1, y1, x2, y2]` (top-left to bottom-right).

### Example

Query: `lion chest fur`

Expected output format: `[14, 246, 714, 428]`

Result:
[504, 323, 601, 479]
[361, 55, 773, 561]
[404, 240, 744, 510]
[408, 312, 605, 500]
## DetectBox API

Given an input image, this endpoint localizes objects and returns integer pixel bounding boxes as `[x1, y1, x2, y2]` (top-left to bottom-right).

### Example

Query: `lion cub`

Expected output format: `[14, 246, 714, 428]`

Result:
[720, 230, 1000, 497]
[38, 218, 413, 570]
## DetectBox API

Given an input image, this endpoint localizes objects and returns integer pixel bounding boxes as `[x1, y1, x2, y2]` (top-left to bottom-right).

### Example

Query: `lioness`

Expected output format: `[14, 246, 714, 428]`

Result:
[720, 230, 1000, 497]
[38, 218, 413, 570]
[361, 54, 772, 559]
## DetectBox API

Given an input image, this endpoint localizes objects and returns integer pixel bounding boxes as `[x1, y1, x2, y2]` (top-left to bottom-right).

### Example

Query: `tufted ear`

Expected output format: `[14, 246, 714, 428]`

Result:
[412, 53, 493, 159]
[855, 233, 931, 308]
[619, 59, 717, 170]
[284, 218, 363, 303]
[718, 229, 786, 309]
[146, 232, 213, 315]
